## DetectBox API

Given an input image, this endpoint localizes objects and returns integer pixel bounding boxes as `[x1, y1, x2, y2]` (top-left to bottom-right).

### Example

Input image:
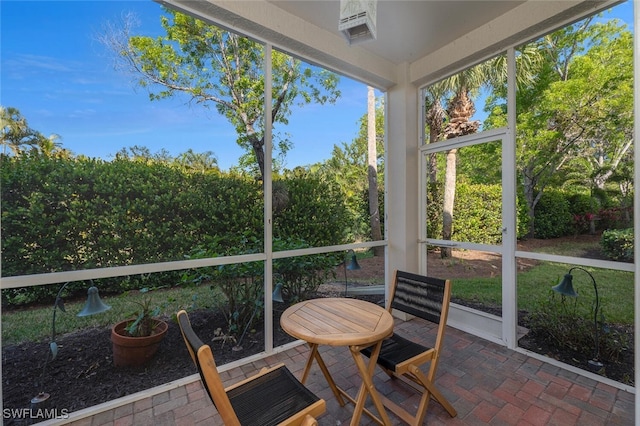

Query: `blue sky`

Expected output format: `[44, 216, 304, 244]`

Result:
[1, 0, 371, 170]
[1, 1, 633, 170]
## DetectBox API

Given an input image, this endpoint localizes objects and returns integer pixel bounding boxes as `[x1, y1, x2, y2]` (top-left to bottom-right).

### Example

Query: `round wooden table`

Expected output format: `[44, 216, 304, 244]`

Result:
[281, 297, 394, 426]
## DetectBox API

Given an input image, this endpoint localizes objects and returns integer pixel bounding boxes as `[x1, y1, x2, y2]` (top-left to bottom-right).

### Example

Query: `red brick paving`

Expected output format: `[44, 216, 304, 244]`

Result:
[59, 318, 633, 426]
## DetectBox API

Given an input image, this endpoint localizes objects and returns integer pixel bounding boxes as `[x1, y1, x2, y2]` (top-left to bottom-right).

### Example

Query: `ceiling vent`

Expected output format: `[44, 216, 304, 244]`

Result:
[338, 0, 377, 45]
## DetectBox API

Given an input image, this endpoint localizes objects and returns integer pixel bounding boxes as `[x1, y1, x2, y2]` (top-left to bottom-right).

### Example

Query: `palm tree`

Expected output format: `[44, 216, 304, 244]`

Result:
[0, 106, 38, 155]
[38, 133, 67, 158]
[440, 71, 483, 257]
[424, 48, 541, 257]
[175, 149, 219, 173]
[424, 83, 448, 183]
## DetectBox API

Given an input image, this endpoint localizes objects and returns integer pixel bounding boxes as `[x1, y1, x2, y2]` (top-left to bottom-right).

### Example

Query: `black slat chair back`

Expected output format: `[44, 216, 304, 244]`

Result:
[391, 270, 445, 323]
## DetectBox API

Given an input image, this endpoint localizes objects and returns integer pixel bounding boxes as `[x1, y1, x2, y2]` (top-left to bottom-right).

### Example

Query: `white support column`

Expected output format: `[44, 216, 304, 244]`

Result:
[264, 43, 274, 353]
[633, 0, 640, 419]
[502, 47, 518, 349]
[386, 63, 419, 279]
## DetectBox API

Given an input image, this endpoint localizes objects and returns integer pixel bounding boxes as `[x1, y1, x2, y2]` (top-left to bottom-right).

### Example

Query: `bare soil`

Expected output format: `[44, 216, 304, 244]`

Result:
[2, 235, 633, 422]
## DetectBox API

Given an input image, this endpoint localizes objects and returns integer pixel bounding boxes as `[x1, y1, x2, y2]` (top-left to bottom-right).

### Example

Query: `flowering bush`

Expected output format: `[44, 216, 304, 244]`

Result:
[573, 212, 595, 234]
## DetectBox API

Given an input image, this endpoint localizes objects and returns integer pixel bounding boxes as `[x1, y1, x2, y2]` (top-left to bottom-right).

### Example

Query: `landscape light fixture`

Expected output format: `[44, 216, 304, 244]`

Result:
[50, 280, 111, 359]
[272, 282, 284, 303]
[235, 281, 285, 351]
[339, 0, 377, 45]
[343, 250, 361, 296]
[551, 266, 603, 369]
[33, 280, 111, 408]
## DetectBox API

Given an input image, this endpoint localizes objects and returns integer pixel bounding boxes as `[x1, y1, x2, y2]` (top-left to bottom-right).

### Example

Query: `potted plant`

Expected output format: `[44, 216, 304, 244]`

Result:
[110, 294, 169, 367]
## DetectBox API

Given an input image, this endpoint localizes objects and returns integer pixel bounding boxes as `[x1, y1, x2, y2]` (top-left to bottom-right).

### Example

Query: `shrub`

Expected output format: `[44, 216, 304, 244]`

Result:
[526, 292, 627, 368]
[600, 228, 634, 262]
[567, 193, 599, 216]
[273, 170, 350, 247]
[184, 235, 264, 335]
[454, 183, 502, 245]
[426, 182, 529, 242]
[567, 193, 599, 235]
[272, 237, 340, 303]
[183, 235, 339, 335]
[598, 206, 633, 230]
[533, 191, 573, 239]
[1, 154, 349, 306]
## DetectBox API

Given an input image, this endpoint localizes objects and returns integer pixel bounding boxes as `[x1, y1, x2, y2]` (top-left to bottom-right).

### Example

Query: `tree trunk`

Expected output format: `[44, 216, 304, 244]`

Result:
[522, 171, 536, 239]
[441, 89, 479, 258]
[426, 101, 446, 183]
[248, 134, 265, 180]
[441, 148, 457, 258]
[367, 86, 383, 256]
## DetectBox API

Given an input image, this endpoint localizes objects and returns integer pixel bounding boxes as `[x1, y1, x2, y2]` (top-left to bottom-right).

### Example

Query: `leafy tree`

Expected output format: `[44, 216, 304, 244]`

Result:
[114, 145, 172, 163]
[231, 130, 291, 176]
[173, 149, 219, 173]
[545, 21, 633, 192]
[102, 9, 340, 180]
[319, 96, 385, 241]
[486, 18, 633, 237]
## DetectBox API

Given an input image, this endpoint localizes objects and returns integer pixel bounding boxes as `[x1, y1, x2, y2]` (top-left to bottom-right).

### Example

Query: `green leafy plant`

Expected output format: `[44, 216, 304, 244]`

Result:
[273, 237, 339, 302]
[600, 228, 634, 261]
[123, 292, 162, 337]
[533, 190, 573, 239]
[525, 290, 629, 369]
[185, 235, 264, 336]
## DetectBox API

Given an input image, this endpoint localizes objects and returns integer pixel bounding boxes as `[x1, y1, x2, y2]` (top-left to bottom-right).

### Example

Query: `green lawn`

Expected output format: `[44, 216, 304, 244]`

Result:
[452, 261, 634, 325]
[2, 285, 224, 345]
[3, 240, 634, 346]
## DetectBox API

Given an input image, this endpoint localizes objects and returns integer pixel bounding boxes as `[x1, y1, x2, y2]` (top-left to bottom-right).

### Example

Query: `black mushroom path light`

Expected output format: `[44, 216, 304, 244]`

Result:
[32, 280, 111, 408]
[551, 266, 603, 370]
[343, 249, 361, 296]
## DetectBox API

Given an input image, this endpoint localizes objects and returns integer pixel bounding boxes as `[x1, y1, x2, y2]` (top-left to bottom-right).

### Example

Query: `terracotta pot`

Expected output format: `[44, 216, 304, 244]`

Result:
[111, 318, 168, 367]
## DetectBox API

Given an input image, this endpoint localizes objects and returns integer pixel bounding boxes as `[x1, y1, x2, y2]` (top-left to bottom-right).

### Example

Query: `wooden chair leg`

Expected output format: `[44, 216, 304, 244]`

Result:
[411, 366, 457, 418]
[300, 414, 318, 426]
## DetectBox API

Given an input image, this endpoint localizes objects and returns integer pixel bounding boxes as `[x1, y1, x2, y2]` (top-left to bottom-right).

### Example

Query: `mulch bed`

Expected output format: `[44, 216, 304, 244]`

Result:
[2, 291, 383, 424]
[2, 308, 288, 421]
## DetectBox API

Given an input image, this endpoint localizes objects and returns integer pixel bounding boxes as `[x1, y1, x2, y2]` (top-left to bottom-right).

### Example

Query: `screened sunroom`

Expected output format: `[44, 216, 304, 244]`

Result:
[1, 0, 637, 424]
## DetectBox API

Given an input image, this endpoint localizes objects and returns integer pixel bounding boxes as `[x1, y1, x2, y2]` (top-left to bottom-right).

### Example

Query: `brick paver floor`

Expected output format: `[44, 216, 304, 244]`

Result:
[55, 317, 634, 426]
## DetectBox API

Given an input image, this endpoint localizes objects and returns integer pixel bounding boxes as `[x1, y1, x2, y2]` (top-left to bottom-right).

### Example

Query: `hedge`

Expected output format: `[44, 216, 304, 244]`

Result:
[1, 153, 351, 305]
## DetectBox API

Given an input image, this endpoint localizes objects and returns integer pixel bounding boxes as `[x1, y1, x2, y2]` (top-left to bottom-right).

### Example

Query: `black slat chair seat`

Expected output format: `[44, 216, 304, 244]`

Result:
[229, 365, 322, 426]
[361, 333, 429, 372]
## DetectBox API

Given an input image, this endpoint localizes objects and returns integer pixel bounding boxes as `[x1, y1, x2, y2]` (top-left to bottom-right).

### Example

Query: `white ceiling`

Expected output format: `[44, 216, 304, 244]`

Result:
[269, 1, 524, 64]
[164, 0, 616, 87]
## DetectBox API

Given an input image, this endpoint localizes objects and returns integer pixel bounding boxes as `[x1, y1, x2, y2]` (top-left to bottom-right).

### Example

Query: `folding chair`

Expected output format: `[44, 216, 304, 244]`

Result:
[177, 310, 326, 426]
[361, 270, 457, 425]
